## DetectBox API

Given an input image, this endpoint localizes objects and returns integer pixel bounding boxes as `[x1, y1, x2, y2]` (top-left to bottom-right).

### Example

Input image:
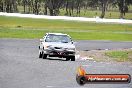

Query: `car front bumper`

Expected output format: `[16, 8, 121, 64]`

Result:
[44, 49, 75, 57]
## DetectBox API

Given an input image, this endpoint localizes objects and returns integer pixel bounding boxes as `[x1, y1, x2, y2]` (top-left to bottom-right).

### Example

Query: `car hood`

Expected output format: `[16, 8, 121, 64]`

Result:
[43, 42, 75, 48]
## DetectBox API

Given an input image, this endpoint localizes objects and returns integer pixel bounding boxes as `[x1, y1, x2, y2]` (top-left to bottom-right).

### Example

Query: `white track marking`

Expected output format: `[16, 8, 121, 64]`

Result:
[0, 12, 132, 24]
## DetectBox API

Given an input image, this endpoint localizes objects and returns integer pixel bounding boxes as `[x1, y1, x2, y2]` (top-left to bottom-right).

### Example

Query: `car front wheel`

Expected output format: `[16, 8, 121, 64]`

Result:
[39, 52, 43, 58]
[42, 53, 47, 59]
[66, 57, 70, 61]
[71, 56, 75, 61]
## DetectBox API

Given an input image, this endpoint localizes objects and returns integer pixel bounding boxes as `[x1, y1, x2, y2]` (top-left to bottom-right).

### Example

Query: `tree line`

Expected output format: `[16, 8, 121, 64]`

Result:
[0, 0, 132, 18]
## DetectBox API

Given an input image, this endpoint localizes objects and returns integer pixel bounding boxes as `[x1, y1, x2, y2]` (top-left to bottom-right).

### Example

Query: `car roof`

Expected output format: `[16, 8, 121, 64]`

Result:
[46, 33, 68, 36]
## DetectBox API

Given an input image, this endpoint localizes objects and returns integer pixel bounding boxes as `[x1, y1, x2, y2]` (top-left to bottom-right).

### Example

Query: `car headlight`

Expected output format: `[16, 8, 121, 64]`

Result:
[44, 45, 52, 49]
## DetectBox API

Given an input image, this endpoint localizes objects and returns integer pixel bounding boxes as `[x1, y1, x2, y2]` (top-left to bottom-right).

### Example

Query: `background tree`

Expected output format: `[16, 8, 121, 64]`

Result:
[99, 0, 109, 18]
[0, 0, 132, 18]
[113, 0, 132, 18]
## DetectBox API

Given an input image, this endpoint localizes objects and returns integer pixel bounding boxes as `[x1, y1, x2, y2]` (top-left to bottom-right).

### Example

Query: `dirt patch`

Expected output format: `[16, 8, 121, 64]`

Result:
[77, 48, 132, 62]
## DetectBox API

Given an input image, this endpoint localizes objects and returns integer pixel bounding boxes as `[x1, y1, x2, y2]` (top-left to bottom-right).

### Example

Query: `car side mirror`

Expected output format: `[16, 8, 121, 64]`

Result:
[40, 39, 44, 42]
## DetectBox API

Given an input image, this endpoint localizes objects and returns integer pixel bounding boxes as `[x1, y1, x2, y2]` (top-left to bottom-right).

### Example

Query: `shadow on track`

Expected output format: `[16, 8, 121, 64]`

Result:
[44, 57, 67, 61]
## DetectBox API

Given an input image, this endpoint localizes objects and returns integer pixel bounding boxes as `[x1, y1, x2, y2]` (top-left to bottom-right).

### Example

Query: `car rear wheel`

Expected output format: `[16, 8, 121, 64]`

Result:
[42, 53, 47, 59]
[71, 56, 75, 61]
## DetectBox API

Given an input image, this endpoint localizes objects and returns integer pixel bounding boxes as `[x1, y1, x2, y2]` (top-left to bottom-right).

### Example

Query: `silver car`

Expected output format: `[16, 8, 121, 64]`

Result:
[39, 33, 75, 61]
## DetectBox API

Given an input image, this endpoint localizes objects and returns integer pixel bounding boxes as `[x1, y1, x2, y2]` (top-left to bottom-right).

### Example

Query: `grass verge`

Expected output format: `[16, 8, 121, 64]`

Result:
[0, 16, 132, 41]
[105, 50, 132, 62]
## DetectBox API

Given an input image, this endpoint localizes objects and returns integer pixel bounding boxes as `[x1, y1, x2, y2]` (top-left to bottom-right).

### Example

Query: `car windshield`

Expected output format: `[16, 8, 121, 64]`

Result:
[45, 34, 72, 43]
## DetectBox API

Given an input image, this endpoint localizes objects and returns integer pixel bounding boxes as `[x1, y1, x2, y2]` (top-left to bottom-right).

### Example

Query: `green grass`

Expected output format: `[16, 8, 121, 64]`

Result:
[59, 9, 132, 19]
[17, 6, 132, 19]
[0, 16, 132, 40]
[105, 51, 132, 62]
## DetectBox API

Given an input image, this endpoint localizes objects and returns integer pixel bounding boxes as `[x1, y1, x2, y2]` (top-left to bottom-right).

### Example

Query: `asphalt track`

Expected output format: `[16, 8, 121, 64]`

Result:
[0, 39, 132, 88]
[76, 40, 132, 50]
